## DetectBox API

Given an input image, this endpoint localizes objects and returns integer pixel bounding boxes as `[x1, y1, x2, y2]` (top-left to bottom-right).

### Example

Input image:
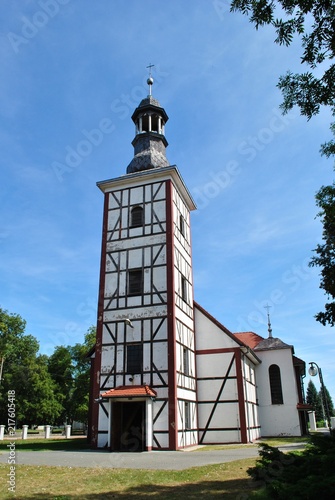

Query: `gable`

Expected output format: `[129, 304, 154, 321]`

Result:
[194, 302, 244, 351]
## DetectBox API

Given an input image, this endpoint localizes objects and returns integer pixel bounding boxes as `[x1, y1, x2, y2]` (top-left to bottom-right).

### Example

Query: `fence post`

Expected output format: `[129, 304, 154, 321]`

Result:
[22, 425, 28, 439]
[308, 411, 317, 431]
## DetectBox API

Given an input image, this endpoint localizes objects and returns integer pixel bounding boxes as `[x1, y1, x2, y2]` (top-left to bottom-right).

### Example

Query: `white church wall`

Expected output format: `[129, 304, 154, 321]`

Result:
[194, 307, 240, 351]
[256, 348, 301, 436]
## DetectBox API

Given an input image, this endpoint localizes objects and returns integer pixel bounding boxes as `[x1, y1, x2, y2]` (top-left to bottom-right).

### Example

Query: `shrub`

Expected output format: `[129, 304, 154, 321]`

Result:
[248, 434, 335, 499]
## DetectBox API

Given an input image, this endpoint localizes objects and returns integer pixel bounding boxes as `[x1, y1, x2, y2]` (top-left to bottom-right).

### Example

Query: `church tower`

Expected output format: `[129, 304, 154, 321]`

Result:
[90, 76, 198, 451]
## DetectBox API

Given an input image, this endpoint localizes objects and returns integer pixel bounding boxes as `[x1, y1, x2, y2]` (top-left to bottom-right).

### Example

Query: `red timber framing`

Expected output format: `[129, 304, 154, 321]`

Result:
[90, 191, 109, 447]
[165, 179, 178, 450]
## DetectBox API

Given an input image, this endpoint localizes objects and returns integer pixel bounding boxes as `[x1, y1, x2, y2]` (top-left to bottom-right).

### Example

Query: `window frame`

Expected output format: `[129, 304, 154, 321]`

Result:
[126, 344, 143, 374]
[269, 364, 284, 405]
[130, 206, 144, 228]
[185, 401, 191, 429]
[183, 347, 189, 376]
[128, 268, 143, 296]
[181, 275, 188, 303]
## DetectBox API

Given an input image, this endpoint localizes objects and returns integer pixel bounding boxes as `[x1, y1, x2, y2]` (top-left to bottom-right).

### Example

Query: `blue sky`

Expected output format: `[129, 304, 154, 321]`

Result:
[1, 1, 335, 401]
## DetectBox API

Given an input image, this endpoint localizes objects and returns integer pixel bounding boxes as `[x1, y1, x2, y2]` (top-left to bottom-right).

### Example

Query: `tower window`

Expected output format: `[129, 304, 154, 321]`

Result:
[127, 344, 143, 374]
[183, 347, 189, 376]
[179, 215, 185, 236]
[151, 114, 159, 133]
[128, 269, 143, 295]
[269, 364, 283, 404]
[185, 401, 191, 429]
[130, 206, 143, 228]
[142, 114, 149, 132]
[181, 275, 188, 303]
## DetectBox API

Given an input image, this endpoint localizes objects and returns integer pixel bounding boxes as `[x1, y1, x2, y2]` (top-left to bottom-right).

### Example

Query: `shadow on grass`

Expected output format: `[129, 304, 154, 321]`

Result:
[0, 438, 90, 452]
[12, 477, 257, 499]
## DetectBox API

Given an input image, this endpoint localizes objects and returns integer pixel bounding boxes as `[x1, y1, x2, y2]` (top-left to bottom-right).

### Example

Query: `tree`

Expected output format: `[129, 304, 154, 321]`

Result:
[306, 379, 324, 421]
[321, 384, 335, 417]
[47, 326, 96, 425]
[0, 307, 62, 425]
[310, 184, 335, 325]
[48, 346, 74, 424]
[230, 0, 335, 325]
[14, 355, 63, 426]
[70, 326, 96, 424]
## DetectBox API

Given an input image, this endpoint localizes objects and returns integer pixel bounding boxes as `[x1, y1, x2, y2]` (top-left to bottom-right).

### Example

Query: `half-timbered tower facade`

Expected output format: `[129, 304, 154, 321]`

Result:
[91, 82, 198, 451]
[90, 80, 308, 450]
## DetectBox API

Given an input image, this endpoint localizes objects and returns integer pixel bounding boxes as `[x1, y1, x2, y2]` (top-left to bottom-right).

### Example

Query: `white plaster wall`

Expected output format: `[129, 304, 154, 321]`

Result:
[195, 307, 239, 351]
[256, 348, 301, 436]
[197, 352, 237, 380]
[201, 430, 241, 444]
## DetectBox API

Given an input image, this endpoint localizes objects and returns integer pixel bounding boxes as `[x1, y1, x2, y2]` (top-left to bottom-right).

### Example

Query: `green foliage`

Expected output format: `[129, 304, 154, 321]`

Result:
[0, 307, 61, 425]
[230, 1, 335, 326]
[1, 306, 96, 426]
[306, 379, 324, 421]
[47, 326, 96, 425]
[248, 435, 335, 498]
[310, 183, 335, 325]
[322, 385, 335, 417]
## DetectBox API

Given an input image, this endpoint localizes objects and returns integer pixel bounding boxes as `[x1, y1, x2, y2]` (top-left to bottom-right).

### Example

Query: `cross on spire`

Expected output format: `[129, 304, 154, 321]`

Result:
[146, 63, 155, 96]
[264, 304, 273, 338]
[146, 63, 155, 78]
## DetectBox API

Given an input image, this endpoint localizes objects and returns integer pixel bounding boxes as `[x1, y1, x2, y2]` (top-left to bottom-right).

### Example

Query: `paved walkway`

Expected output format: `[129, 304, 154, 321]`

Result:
[0, 444, 305, 471]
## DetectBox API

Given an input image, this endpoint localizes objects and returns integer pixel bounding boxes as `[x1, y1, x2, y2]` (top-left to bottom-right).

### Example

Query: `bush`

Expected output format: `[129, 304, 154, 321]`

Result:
[248, 434, 335, 499]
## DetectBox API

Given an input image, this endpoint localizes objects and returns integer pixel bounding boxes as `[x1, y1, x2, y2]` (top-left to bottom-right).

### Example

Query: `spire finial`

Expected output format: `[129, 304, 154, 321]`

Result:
[264, 304, 273, 338]
[146, 63, 154, 96]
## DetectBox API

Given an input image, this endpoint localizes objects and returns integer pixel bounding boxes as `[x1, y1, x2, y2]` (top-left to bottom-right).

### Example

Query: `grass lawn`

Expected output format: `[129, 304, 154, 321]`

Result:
[196, 435, 309, 452]
[0, 438, 89, 453]
[0, 458, 258, 499]
[0, 436, 307, 498]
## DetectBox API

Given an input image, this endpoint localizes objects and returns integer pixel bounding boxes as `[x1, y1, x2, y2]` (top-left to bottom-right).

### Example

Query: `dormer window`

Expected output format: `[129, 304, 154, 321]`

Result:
[130, 206, 143, 228]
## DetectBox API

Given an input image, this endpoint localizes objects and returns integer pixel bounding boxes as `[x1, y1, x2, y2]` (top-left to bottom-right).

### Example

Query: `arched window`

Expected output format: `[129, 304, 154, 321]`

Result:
[130, 206, 143, 228]
[269, 364, 283, 404]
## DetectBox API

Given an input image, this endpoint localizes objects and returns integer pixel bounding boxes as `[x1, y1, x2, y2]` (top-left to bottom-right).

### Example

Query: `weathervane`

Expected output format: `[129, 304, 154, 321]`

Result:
[264, 304, 273, 338]
[146, 63, 155, 96]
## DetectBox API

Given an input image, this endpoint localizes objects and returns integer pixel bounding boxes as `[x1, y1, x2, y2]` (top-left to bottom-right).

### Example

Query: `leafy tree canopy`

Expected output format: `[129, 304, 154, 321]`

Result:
[230, 1, 335, 325]
[230, 0, 335, 149]
[0, 307, 61, 425]
[310, 184, 335, 325]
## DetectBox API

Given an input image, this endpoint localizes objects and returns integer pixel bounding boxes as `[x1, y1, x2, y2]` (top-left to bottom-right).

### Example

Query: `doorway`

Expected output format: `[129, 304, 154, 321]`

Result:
[111, 401, 145, 452]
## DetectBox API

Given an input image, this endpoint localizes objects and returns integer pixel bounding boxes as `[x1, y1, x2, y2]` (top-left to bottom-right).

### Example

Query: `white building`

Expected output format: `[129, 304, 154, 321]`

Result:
[88, 80, 308, 451]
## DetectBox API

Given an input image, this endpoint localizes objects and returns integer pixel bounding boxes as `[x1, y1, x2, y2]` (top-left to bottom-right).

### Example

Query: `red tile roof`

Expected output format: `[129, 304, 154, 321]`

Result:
[101, 385, 157, 398]
[233, 332, 264, 349]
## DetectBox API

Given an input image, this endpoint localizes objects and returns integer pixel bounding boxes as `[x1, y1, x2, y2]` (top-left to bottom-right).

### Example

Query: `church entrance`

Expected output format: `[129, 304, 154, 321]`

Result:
[111, 401, 145, 452]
